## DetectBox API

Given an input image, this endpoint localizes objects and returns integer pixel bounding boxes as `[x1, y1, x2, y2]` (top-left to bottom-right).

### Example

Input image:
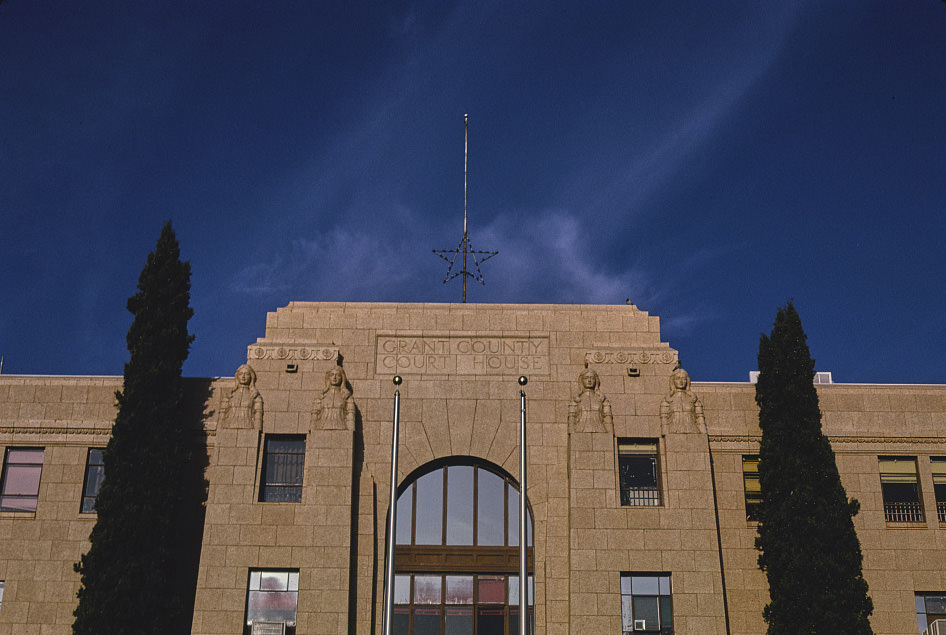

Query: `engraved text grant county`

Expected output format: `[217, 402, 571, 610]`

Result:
[376, 335, 550, 375]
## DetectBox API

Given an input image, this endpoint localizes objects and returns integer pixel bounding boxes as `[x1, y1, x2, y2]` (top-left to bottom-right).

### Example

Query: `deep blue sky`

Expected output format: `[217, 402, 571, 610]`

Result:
[1, 1, 944, 383]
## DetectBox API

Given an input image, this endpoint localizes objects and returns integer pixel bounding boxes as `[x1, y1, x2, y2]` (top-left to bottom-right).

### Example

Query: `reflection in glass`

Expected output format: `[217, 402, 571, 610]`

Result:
[396, 484, 413, 545]
[447, 466, 474, 545]
[245, 569, 299, 628]
[394, 575, 411, 604]
[446, 576, 474, 604]
[415, 470, 444, 545]
[414, 576, 442, 604]
[477, 470, 504, 546]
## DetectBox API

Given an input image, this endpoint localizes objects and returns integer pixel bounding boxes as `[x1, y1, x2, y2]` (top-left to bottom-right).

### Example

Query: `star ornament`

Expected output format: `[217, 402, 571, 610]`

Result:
[433, 231, 498, 290]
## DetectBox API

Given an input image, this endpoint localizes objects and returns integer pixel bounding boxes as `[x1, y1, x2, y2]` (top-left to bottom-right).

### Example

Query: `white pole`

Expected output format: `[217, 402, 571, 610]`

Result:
[382, 376, 403, 635]
[518, 375, 528, 635]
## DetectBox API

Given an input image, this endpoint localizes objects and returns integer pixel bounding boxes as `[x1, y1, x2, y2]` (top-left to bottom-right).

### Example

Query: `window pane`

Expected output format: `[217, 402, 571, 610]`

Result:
[260, 571, 289, 591]
[658, 576, 671, 595]
[477, 470, 505, 546]
[395, 484, 413, 545]
[477, 606, 505, 634]
[392, 607, 410, 635]
[620, 456, 657, 489]
[622, 595, 634, 631]
[926, 597, 946, 614]
[478, 577, 504, 604]
[3, 465, 42, 495]
[632, 596, 659, 631]
[246, 569, 299, 627]
[414, 606, 441, 635]
[446, 465, 474, 545]
[414, 576, 442, 604]
[446, 576, 474, 604]
[394, 575, 411, 605]
[446, 605, 473, 635]
[415, 470, 444, 545]
[508, 487, 519, 547]
[7, 448, 44, 464]
[632, 576, 659, 595]
[659, 596, 673, 628]
[882, 482, 920, 503]
[260, 436, 305, 503]
[1, 448, 44, 513]
[81, 448, 106, 514]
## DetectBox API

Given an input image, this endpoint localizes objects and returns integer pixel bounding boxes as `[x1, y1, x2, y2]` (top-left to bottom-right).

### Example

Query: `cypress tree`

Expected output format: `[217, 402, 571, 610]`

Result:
[73, 222, 197, 635]
[755, 302, 873, 634]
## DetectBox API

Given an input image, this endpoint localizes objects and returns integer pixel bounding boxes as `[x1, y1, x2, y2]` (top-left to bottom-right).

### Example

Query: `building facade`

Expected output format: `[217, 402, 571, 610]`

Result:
[1, 301, 945, 635]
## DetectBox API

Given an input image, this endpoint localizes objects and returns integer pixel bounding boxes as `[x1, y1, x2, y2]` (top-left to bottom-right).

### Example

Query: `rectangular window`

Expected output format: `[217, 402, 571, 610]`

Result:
[244, 569, 298, 635]
[618, 440, 661, 506]
[743, 455, 761, 522]
[931, 458, 946, 523]
[80, 448, 105, 514]
[0, 580, 4, 613]
[879, 457, 924, 523]
[915, 594, 946, 634]
[621, 573, 672, 634]
[0, 447, 45, 512]
[259, 436, 306, 503]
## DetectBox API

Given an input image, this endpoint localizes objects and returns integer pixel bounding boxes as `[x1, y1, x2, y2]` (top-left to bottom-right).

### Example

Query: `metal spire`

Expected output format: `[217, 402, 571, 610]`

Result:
[433, 114, 498, 303]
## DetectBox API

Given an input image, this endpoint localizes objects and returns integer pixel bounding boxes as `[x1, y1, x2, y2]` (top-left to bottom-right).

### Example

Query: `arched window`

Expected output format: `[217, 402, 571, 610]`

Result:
[392, 459, 534, 635]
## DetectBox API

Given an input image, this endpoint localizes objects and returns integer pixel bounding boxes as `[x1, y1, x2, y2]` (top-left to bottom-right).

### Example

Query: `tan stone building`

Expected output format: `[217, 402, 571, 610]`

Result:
[1, 301, 945, 635]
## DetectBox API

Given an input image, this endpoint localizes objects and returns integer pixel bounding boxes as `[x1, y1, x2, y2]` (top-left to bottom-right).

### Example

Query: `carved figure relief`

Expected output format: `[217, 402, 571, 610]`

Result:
[222, 364, 263, 429]
[568, 366, 613, 433]
[312, 365, 356, 431]
[660, 367, 705, 434]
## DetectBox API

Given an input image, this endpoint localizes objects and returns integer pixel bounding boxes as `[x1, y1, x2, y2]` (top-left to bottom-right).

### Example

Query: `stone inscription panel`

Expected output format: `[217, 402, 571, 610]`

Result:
[376, 335, 550, 375]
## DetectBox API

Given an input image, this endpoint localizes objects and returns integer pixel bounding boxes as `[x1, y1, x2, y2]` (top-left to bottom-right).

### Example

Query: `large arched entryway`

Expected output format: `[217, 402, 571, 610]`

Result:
[391, 458, 534, 635]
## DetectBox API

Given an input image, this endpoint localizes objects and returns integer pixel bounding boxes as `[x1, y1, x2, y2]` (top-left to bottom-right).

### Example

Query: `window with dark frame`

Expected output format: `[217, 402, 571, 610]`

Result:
[931, 458, 946, 523]
[621, 573, 673, 634]
[80, 448, 105, 514]
[394, 463, 533, 551]
[879, 456, 924, 523]
[259, 436, 306, 503]
[392, 460, 535, 635]
[0, 447, 45, 512]
[618, 440, 661, 507]
[742, 455, 761, 522]
[244, 569, 298, 635]
[392, 573, 534, 635]
[915, 593, 946, 634]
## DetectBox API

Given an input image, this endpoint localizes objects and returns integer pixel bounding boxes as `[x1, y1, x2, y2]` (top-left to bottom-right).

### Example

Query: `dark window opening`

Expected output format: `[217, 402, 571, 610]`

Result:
[618, 440, 661, 507]
[259, 436, 306, 503]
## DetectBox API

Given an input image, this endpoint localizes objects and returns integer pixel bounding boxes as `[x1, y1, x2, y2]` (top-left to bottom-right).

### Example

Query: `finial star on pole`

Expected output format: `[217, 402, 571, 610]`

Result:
[433, 114, 498, 303]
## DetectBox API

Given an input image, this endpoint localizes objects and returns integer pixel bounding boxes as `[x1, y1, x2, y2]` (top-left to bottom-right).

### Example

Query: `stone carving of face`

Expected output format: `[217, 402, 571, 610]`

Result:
[327, 367, 343, 387]
[580, 369, 598, 390]
[236, 365, 253, 386]
[672, 369, 689, 391]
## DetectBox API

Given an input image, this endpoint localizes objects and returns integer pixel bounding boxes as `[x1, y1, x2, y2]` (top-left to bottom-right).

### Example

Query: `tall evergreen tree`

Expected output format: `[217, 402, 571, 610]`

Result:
[755, 302, 873, 635]
[73, 222, 198, 635]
